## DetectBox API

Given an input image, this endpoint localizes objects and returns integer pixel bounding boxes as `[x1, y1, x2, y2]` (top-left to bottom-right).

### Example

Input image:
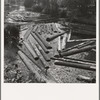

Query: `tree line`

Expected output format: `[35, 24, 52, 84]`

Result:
[24, 0, 96, 18]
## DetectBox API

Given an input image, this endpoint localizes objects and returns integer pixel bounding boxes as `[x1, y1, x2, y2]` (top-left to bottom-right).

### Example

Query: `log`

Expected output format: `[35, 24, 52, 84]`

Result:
[47, 23, 52, 33]
[28, 38, 40, 55]
[39, 57, 49, 70]
[62, 41, 88, 52]
[28, 40, 39, 58]
[34, 32, 52, 49]
[40, 26, 44, 33]
[77, 41, 95, 49]
[55, 23, 65, 33]
[43, 24, 48, 33]
[37, 25, 41, 33]
[77, 75, 96, 83]
[57, 36, 61, 51]
[32, 25, 39, 33]
[35, 44, 51, 62]
[49, 24, 54, 33]
[24, 26, 33, 39]
[67, 30, 71, 41]
[68, 38, 96, 42]
[31, 32, 49, 53]
[51, 57, 96, 66]
[62, 30, 71, 50]
[54, 51, 60, 58]
[61, 34, 67, 50]
[23, 41, 39, 60]
[18, 51, 46, 82]
[38, 56, 50, 74]
[64, 57, 96, 64]
[51, 23, 59, 32]
[20, 27, 28, 31]
[9, 16, 17, 21]
[60, 45, 96, 57]
[54, 60, 96, 71]
[46, 32, 66, 42]
[62, 40, 95, 52]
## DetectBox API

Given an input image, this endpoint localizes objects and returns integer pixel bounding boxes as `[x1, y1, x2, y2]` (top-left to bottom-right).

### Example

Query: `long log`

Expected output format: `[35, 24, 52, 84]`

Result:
[34, 32, 52, 49]
[39, 57, 49, 70]
[23, 41, 39, 60]
[31, 32, 49, 53]
[61, 34, 67, 50]
[61, 45, 96, 57]
[62, 30, 71, 50]
[54, 60, 96, 71]
[24, 26, 33, 39]
[51, 57, 96, 66]
[36, 44, 51, 62]
[62, 40, 95, 52]
[77, 75, 96, 83]
[64, 57, 96, 64]
[18, 51, 46, 82]
[77, 41, 95, 49]
[62, 41, 88, 52]
[46, 32, 66, 42]
[28, 40, 39, 58]
[68, 38, 96, 42]
[57, 36, 61, 51]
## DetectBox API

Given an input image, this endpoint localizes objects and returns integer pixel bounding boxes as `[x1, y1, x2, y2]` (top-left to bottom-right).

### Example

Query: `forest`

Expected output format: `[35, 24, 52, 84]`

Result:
[23, 0, 96, 18]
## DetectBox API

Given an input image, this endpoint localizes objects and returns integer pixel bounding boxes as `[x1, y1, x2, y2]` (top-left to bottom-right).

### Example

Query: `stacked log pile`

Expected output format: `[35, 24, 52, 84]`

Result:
[18, 22, 96, 83]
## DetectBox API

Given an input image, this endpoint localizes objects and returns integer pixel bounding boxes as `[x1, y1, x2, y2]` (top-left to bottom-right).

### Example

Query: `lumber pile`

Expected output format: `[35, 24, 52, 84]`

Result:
[18, 22, 96, 83]
[18, 23, 66, 83]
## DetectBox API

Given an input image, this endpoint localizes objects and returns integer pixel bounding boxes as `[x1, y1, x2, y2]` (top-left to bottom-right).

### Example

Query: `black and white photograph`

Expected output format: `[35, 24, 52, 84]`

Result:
[4, 0, 96, 83]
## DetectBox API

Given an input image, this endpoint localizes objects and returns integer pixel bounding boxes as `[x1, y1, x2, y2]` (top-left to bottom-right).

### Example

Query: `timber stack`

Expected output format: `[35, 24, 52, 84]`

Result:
[17, 21, 96, 83]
